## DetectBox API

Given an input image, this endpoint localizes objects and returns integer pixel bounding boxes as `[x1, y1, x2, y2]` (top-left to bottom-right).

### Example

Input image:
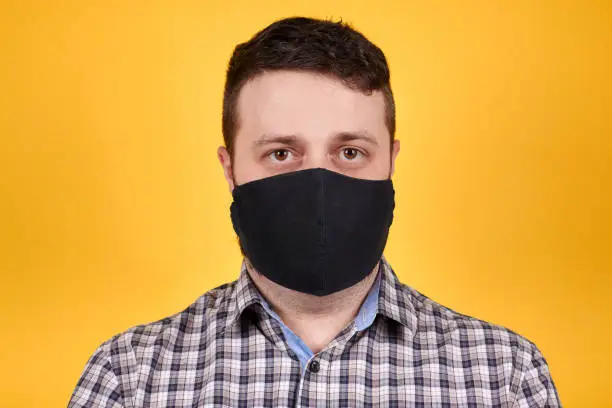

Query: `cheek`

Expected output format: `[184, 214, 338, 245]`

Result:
[231, 149, 271, 185]
[345, 150, 393, 180]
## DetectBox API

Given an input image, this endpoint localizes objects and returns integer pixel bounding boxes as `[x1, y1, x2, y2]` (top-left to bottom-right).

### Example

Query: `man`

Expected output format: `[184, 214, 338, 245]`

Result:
[69, 17, 560, 407]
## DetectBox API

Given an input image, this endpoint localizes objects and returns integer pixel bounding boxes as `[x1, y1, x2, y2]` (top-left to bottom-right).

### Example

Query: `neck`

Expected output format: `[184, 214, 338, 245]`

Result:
[246, 259, 379, 354]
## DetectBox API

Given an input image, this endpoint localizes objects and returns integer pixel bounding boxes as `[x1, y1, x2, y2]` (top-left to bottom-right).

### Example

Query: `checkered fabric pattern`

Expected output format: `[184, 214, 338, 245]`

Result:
[69, 258, 560, 407]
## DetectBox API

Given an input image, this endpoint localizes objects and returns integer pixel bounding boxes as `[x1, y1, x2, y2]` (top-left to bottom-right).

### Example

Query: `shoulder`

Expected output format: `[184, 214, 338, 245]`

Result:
[384, 277, 560, 405]
[70, 280, 237, 406]
[401, 283, 561, 401]
[401, 282, 541, 362]
[107, 280, 236, 359]
[70, 280, 238, 405]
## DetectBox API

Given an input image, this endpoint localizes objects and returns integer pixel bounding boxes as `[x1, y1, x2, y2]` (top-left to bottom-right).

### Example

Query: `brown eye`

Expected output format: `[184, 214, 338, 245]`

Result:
[272, 150, 290, 161]
[342, 148, 359, 160]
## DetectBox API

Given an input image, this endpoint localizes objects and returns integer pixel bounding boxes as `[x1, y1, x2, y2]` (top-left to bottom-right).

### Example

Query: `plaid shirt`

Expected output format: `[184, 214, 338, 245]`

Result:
[69, 258, 561, 407]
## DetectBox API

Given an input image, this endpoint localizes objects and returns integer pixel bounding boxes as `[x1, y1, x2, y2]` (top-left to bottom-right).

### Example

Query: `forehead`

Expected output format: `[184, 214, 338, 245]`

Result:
[234, 70, 389, 147]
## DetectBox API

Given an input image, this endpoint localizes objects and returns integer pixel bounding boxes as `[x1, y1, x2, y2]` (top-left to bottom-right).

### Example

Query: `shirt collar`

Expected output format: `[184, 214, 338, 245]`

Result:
[354, 263, 382, 330]
[223, 260, 263, 333]
[223, 257, 417, 335]
[376, 256, 418, 333]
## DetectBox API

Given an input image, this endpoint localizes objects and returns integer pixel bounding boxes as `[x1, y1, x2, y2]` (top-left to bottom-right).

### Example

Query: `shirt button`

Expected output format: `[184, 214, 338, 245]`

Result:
[308, 359, 320, 373]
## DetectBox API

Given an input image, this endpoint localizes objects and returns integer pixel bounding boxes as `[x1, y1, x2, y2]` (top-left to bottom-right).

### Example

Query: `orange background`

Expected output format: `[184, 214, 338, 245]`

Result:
[1, 1, 611, 407]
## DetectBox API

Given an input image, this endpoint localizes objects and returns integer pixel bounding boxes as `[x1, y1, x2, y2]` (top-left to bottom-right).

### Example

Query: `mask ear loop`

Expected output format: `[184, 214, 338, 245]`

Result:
[387, 142, 395, 180]
[230, 165, 236, 187]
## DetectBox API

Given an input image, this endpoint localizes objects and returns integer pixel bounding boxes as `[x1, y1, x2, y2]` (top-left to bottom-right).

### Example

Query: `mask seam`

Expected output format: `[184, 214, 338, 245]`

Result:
[319, 171, 327, 293]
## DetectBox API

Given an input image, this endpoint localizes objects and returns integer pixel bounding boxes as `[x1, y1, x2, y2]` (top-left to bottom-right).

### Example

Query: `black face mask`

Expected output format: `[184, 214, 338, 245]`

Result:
[230, 168, 395, 296]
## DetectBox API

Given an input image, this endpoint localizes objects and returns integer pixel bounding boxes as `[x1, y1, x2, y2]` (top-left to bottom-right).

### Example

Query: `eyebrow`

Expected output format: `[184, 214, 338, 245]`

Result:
[333, 131, 379, 146]
[252, 134, 304, 148]
[253, 131, 379, 148]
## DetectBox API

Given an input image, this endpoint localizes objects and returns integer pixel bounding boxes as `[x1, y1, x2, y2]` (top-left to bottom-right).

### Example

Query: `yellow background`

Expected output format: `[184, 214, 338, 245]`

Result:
[1, 1, 611, 406]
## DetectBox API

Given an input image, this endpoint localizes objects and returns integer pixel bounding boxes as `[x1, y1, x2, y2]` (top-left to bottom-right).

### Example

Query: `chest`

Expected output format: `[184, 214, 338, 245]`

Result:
[133, 328, 516, 407]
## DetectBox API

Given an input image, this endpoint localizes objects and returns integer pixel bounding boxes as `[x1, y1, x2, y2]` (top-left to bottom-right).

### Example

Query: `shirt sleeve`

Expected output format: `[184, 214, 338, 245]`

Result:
[68, 341, 124, 408]
[513, 343, 561, 407]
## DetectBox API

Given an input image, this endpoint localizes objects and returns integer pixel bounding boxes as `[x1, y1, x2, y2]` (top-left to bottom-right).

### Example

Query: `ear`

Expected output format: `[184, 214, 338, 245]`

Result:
[217, 146, 235, 192]
[390, 139, 400, 177]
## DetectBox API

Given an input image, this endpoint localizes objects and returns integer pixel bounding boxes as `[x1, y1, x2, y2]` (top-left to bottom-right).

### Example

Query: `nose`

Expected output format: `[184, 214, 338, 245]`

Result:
[301, 148, 333, 172]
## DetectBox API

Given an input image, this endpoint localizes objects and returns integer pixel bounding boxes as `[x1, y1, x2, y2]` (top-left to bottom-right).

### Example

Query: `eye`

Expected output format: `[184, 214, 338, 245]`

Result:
[341, 147, 362, 160]
[269, 149, 291, 162]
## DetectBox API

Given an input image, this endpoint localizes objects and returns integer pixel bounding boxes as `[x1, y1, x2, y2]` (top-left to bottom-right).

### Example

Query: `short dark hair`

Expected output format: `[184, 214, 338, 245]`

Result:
[222, 17, 395, 156]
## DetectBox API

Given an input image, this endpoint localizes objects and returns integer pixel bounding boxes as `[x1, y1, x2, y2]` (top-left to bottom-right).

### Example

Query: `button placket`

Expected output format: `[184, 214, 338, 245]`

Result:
[326, 325, 360, 362]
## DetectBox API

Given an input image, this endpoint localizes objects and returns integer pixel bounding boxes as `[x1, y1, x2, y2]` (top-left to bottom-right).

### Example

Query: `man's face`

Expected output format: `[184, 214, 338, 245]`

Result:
[219, 70, 400, 188]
